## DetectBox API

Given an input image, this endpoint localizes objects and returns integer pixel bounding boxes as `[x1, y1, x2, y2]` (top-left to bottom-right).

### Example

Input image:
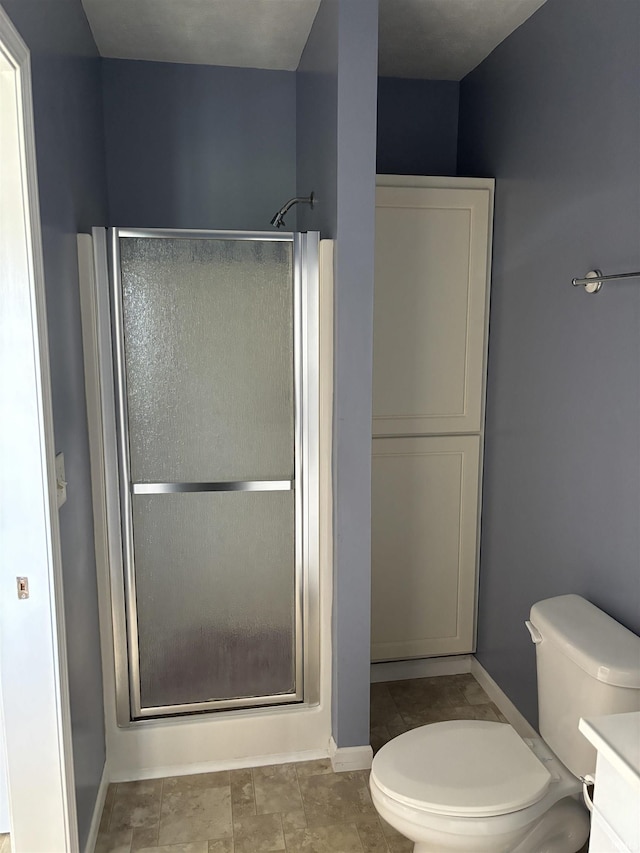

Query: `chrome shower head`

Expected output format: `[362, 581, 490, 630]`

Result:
[270, 192, 315, 228]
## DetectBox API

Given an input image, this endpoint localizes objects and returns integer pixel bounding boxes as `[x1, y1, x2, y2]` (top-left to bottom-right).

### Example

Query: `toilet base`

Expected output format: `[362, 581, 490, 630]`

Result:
[510, 798, 589, 853]
[409, 798, 589, 853]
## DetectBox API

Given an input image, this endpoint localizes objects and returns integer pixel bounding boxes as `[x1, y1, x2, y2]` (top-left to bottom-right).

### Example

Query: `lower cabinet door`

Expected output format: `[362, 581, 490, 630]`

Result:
[371, 435, 480, 661]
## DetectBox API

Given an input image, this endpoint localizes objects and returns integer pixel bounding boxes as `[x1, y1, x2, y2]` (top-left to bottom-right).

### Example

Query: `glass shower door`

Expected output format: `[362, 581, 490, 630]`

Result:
[111, 230, 303, 718]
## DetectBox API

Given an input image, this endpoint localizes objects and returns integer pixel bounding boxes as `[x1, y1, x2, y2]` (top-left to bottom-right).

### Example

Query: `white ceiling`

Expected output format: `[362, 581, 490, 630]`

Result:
[378, 0, 548, 80]
[81, 0, 548, 80]
[81, 0, 322, 71]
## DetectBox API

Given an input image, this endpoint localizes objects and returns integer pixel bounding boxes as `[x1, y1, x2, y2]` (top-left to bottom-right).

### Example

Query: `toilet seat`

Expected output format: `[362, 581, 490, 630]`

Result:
[371, 720, 553, 818]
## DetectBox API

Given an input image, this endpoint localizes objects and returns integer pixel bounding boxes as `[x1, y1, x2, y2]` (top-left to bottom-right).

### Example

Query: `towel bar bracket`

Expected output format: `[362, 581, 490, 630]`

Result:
[572, 268, 640, 293]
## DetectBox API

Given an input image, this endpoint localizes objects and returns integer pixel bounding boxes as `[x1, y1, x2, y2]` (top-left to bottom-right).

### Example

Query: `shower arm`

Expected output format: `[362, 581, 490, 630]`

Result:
[270, 192, 315, 228]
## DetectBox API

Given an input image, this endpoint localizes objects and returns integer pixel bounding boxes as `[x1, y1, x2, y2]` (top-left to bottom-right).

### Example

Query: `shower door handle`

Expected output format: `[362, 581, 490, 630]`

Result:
[132, 480, 294, 494]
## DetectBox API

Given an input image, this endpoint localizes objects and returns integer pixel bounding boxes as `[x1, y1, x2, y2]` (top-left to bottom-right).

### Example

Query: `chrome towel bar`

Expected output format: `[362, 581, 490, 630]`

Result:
[572, 269, 640, 294]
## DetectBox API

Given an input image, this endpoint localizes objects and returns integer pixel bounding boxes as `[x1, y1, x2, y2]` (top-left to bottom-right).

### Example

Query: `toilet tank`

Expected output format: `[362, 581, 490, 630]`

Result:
[528, 595, 640, 777]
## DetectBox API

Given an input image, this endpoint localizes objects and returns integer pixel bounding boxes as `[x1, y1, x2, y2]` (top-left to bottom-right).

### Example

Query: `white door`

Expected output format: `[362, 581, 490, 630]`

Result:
[371, 435, 481, 660]
[0, 8, 78, 850]
[373, 185, 490, 436]
[371, 178, 493, 661]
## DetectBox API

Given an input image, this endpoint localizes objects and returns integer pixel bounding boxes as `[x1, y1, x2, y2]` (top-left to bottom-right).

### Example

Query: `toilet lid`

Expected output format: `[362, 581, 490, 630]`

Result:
[371, 721, 552, 818]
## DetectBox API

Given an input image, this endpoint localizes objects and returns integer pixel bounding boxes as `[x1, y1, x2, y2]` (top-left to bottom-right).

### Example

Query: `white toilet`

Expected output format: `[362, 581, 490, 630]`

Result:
[370, 595, 640, 853]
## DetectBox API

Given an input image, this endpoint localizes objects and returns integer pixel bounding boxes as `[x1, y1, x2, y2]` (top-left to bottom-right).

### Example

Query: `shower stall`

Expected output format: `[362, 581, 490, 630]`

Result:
[92, 228, 321, 723]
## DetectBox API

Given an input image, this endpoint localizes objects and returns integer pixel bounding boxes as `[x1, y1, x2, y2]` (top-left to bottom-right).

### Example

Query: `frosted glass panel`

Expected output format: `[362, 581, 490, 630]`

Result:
[120, 237, 294, 482]
[133, 491, 295, 709]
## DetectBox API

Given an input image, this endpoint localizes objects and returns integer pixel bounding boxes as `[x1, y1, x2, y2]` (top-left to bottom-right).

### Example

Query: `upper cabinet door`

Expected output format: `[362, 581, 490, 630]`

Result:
[373, 186, 491, 435]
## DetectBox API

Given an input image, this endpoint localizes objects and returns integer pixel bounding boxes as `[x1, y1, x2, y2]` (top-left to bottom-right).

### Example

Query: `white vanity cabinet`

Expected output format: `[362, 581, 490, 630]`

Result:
[579, 712, 640, 853]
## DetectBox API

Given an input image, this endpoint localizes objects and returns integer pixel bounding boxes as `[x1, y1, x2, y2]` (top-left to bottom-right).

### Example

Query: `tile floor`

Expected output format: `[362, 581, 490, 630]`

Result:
[94, 674, 500, 853]
[0, 834, 9, 853]
[369, 672, 506, 753]
[94, 674, 584, 853]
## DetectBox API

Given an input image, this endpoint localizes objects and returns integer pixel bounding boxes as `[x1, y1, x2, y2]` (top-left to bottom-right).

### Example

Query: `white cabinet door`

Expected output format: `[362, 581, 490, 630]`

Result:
[371, 435, 480, 661]
[373, 186, 491, 436]
[588, 753, 639, 853]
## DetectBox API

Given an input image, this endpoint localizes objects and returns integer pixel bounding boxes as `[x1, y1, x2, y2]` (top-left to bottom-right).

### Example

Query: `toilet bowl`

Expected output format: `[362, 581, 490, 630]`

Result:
[370, 720, 589, 853]
[369, 595, 640, 852]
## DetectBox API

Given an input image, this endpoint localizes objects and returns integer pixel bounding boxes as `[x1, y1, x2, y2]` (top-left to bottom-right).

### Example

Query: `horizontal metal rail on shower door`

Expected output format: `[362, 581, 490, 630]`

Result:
[105, 226, 321, 723]
[132, 480, 293, 494]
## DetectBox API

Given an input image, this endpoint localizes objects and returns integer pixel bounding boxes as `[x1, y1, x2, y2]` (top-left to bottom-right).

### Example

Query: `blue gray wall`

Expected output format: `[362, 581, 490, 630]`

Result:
[102, 59, 297, 230]
[297, 0, 379, 748]
[1, 0, 108, 846]
[331, 0, 379, 748]
[296, 0, 338, 237]
[458, 0, 640, 725]
[377, 77, 459, 176]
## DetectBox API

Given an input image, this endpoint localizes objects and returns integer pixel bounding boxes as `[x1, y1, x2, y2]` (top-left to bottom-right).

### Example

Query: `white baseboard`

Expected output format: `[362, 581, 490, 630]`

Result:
[329, 738, 373, 773]
[470, 658, 537, 739]
[370, 654, 472, 683]
[109, 748, 330, 783]
[84, 761, 110, 853]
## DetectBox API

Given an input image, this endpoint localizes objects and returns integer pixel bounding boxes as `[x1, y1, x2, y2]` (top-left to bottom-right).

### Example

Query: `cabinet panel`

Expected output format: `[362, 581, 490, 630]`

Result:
[589, 753, 639, 853]
[371, 435, 480, 661]
[373, 186, 490, 435]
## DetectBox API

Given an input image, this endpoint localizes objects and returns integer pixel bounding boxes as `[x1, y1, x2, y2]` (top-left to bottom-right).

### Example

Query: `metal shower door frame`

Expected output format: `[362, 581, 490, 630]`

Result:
[107, 227, 320, 721]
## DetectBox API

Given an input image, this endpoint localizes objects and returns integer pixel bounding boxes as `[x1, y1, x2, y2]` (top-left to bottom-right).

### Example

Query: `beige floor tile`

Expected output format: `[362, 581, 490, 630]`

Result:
[376, 709, 407, 734]
[384, 835, 412, 853]
[136, 844, 207, 853]
[370, 724, 391, 754]
[100, 807, 112, 834]
[110, 780, 163, 831]
[393, 706, 439, 727]
[253, 764, 302, 815]
[230, 769, 255, 819]
[299, 771, 376, 828]
[494, 706, 510, 723]
[163, 773, 230, 794]
[208, 841, 234, 853]
[369, 685, 401, 730]
[387, 678, 467, 718]
[95, 827, 134, 853]
[294, 759, 333, 779]
[252, 764, 297, 785]
[104, 783, 118, 808]
[100, 784, 118, 833]
[281, 809, 306, 833]
[465, 703, 502, 722]
[439, 673, 475, 687]
[0, 836, 10, 853]
[158, 787, 232, 846]
[400, 699, 501, 727]
[461, 678, 491, 705]
[371, 719, 410, 754]
[132, 826, 161, 850]
[378, 818, 412, 853]
[116, 780, 163, 797]
[386, 717, 411, 738]
[232, 813, 284, 852]
[285, 823, 364, 852]
[354, 818, 389, 853]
